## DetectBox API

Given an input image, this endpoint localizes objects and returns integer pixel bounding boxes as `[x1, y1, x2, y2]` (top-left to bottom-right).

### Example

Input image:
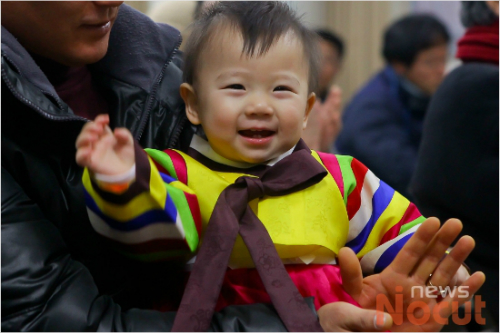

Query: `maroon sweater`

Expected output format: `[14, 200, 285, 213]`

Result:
[31, 54, 108, 119]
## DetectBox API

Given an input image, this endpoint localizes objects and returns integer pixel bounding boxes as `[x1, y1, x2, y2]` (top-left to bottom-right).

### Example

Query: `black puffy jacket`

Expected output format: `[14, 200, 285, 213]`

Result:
[1, 5, 296, 331]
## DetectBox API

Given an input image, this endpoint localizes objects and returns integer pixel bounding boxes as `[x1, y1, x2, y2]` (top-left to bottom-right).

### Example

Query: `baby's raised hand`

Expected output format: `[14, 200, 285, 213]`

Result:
[75, 114, 135, 176]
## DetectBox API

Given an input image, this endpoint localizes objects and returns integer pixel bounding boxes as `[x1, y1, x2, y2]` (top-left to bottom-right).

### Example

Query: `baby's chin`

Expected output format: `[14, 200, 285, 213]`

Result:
[215, 145, 295, 165]
[232, 152, 285, 165]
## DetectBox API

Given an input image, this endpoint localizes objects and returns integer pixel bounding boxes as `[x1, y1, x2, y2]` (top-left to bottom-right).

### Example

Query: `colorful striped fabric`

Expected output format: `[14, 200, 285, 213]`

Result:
[83, 145, 425, 272]
[317, 152, 425, 273]
[82, 147, 202, 262]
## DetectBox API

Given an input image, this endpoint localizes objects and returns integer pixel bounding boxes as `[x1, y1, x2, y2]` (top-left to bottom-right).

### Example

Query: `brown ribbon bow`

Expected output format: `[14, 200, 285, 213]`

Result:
[172, 147, 327, 332]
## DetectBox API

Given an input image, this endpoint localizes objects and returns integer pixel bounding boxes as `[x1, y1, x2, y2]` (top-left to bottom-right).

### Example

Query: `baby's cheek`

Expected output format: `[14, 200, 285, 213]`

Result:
[204, 122, 237, 147]
[211, 115, 235, 134]
[282, 114, 304, 135]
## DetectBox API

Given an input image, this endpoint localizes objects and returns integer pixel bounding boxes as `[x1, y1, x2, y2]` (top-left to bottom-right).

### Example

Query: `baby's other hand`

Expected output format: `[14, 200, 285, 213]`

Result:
[75, 114, 135, 175]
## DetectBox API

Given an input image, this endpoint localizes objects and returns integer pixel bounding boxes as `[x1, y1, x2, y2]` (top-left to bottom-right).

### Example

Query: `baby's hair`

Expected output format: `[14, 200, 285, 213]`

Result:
[183, 1, 321, 94]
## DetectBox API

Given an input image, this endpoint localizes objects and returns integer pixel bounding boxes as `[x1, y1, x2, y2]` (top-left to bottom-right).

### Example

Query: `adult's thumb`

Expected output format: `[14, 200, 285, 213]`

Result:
[318, 302, 393, 332]
[369, 310, 393, 331]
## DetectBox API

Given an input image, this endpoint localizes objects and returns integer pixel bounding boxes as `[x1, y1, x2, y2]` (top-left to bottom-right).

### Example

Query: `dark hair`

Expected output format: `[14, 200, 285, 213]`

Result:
[183, 1, 321, 93]
[315, 29, 345, 60]
[460, 1, 498, 27]
[382, 14, 450, 67]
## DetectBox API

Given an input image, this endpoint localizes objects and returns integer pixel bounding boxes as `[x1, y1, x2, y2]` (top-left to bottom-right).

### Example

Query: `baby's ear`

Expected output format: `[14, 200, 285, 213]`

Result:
[180, 83, 201, 125]
[303, 92, 316, 129]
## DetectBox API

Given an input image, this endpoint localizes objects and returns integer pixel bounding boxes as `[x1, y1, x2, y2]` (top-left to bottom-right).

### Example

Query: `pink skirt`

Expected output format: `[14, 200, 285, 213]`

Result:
[215, 264, 360, 311]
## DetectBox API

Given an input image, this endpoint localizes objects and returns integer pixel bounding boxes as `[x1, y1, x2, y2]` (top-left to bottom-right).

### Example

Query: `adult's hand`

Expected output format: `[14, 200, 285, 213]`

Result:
[318, 302, 393, 332]
[303, 85, 342, 152]
[338, 217, 485, 332]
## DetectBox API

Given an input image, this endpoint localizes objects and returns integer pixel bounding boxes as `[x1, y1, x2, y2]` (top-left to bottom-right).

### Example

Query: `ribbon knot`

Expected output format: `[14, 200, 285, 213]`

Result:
[173, 143, 327, 332]
[237, 176, 266, 201]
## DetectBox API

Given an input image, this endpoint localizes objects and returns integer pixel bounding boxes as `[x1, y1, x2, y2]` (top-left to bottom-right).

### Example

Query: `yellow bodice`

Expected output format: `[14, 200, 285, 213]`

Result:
[178, 150, 349, 268]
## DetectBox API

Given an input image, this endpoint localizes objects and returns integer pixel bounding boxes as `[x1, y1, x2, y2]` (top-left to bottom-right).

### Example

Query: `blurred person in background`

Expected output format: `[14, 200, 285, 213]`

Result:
[410, 1, 499, 330]
[315, 29, 344, 102]
[303, 29, 345, 152]
[335, 14, 450, 198]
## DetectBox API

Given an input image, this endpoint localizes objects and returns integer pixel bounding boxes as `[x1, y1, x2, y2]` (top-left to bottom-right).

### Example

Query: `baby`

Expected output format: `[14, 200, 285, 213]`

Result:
[76, 2, 474, 331]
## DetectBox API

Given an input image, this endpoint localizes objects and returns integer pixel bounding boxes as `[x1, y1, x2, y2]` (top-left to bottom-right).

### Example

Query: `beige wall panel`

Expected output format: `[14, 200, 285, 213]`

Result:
[325, 1, 410, 104]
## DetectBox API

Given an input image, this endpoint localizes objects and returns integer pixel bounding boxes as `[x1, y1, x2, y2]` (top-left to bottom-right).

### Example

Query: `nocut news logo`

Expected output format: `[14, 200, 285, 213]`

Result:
[375, 286, 486, 326]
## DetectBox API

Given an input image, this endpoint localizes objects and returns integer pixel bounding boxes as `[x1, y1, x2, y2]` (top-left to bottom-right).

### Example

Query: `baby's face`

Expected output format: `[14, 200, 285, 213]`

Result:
[183, 27, 315, 164]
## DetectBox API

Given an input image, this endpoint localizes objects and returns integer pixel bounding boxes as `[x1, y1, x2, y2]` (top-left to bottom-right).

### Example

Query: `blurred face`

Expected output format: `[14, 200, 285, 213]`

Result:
[180, 27, 316, 164]
[399, 44, 448, 95]
[318, 39, 341, 93]
[1, 1, 123, 66]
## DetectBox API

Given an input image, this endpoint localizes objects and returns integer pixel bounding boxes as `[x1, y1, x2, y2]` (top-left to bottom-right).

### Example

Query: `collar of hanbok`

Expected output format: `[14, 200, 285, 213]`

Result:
[188, 134, 296, 169]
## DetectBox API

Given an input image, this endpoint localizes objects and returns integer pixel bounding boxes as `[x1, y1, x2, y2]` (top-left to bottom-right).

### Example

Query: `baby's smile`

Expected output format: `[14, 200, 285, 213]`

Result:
[238, 129, 276, 139]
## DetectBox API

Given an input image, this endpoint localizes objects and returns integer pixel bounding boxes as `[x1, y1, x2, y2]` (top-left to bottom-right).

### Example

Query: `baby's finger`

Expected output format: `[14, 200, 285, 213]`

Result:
[103, 124, 114, 135]
[390, 217, 441, 276]
[94, 129, 118, 153]
[93, 114, 110, 126]
[75, 146, 93, 167]
[114, 128, 133, 146]
[428, 236, 475, 289]
[412, 219, 463, 285]
[76, 122, 106, 148]
[76, 131, 98, 149]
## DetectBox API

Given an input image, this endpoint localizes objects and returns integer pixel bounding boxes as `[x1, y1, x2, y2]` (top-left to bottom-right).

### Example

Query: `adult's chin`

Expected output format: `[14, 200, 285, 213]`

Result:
[58, 42, 110, 66]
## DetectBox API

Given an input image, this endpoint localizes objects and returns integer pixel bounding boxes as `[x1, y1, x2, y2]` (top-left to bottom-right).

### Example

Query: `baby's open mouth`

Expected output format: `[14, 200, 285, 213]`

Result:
[238, 129, 275, 139]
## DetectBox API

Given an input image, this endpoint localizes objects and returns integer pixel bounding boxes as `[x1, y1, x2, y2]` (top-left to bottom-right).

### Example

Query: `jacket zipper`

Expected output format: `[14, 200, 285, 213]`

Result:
[1, 67, 89, 123]
[169, 114, 188, 148]
[136, 36, 183, 143]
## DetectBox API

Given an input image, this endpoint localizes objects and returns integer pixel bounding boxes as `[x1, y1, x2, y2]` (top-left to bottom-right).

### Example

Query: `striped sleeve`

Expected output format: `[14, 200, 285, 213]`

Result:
[82, 144, 201, 262]
[336, 155, 426, 274]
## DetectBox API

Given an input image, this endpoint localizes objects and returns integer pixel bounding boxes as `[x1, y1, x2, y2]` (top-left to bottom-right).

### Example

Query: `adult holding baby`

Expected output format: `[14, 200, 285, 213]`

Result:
[2, 1, 288, 331]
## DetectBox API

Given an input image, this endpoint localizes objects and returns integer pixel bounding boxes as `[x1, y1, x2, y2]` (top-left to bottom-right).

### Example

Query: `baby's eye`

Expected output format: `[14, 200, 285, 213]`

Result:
[225, 84, 245, 90]
[274, 86, 293, 92]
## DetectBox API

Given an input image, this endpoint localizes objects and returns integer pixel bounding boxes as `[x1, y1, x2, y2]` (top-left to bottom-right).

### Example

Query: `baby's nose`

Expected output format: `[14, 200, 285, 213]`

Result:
[244, 100, 274, 117]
